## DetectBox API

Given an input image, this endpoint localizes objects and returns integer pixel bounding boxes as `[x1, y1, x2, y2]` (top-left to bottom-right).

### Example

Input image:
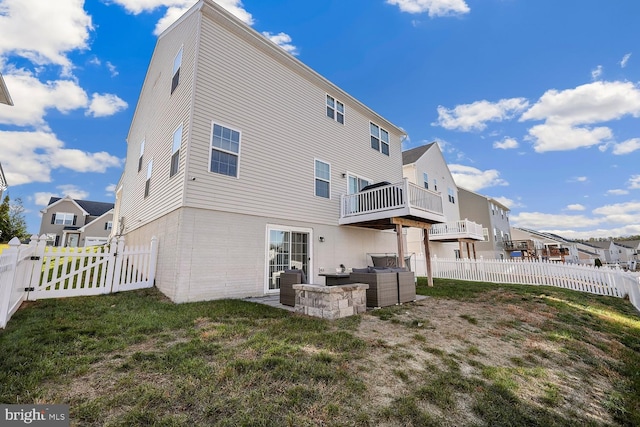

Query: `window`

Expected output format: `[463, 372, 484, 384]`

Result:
[210, 123, 240, 177]
[145, 160, 153, 198]
[170, 124, 182, 177]
[433, 178, 438, 192]
[370, 122, 389, 155]
[52, 212, 76, 226]
[326, 95, 344, 124]
[423, 173, 429, 189]
[138, 140, 144, 172]
[105, 221, 113, 231]
[171, 47, 183, 94]
[448, 187, 455, 203]
[314, 159, 330, 198]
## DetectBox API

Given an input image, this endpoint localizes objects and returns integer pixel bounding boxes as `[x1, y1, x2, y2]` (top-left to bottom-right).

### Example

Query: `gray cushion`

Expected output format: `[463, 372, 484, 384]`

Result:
[351, 267, 370, 273]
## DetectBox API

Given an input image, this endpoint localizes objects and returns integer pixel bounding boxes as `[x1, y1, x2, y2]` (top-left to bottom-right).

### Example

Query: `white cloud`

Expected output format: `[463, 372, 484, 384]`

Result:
[0, 0, 93, 73]
[106, 61, 119, 77]
[565, 204, 586, 211]
[105, 184, 117, 195]
[435, 98, 529, 131]
[629, 175, 640, 189]
[612, 138, 640, 155]
[449, 164, 508, 191]
[34, 192, 56, 206]
[510, 212, 602, 230]
[492, 196, 523, 209]
[0, 68, 88, 128]
[109, 0, 254, 34]
[262, 32, 298, 56]
[620, 53, 631, 68]
[607, 189, 629, 196]
[493, 137, 518, 150]
[86, 93, 128, 117]
[591, 65, 603, 80]
[571, 176, 588, 183]
[592, 201, 640, 225]
[386, 0, 470, 17]
[55, 184, 89, 200]
[520, 81, 640, 126]
[0, 130, 122, 185]
[525, 123, 613, 152]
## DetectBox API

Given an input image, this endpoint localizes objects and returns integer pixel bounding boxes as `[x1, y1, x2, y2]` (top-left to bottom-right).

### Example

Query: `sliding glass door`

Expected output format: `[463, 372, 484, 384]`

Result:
[266, 226, 311, 291]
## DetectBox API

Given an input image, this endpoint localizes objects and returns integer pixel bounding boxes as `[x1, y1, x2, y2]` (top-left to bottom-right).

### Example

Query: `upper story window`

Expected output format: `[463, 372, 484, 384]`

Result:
[326, 95, 344, 124]
[210, 123, 240, 177]
[433, 178, 438, 192]
[423, 173, 429, 189]
[138, 140, 145, 172]
[448, 187, 455, 203]
[370, 122, 389, 156]
[145, 160, 153, 198]
[105, 221, 113, 231]
[170, 124, 183, 177]
[315, 159, 330, 198]
[52, 212, 76, 226]
[171, 47, 183, 94]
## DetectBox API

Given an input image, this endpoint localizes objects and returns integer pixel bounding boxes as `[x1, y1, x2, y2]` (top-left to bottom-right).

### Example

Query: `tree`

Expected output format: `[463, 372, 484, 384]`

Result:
[0, 195, 10, 242]
[0, 195, 28, 242]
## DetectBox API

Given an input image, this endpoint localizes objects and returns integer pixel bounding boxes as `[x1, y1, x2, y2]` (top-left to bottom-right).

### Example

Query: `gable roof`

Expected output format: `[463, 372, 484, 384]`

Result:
[42, 195, 114, 217]
[0, 73, 13, 106]
[402, 143, 435, 165]
[514, 227, 573, 244]
[78, 209, 114, 232]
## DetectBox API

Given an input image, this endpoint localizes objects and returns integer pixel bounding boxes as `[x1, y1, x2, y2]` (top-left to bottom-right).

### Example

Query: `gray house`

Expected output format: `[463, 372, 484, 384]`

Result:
[39, 196, 114, 247]
[458, 187, 511, 259]
[114, 0, 446, 303]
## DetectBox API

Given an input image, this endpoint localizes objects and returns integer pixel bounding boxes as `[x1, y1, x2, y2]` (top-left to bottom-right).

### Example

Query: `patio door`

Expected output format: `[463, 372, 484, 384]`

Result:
[266, 226, 311, 292]
[347, 174, 371, 214]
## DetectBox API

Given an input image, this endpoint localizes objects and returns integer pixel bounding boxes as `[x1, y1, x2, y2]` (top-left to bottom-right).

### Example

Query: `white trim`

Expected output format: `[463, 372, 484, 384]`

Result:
[208, 121, 241, 179]
[346, 172, 372, 194]
[264, 224, 313, 294]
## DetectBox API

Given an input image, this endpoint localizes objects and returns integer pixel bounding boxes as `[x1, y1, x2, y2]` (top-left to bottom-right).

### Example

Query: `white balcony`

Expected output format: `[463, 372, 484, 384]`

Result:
[429, 219, 485, 242]
[339, 179, 445, 228]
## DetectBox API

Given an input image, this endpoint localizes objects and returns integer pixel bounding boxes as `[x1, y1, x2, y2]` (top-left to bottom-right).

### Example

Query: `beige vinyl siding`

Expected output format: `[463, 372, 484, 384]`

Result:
[80, 212, 114, 243]
[118, 10, 199, 234]
[183, 7, 403, 227]
[39, 201, 86, 237]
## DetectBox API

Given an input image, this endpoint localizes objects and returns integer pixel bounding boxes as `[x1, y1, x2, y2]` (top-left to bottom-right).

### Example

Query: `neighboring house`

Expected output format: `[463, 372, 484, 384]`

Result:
[115, 0, 445, 303]
[0, 162, 6, 201]
[579, 241, 621, 265]
[39, 196, 115, 247]
[0, 72, 13, 106]
[613, 240, 639, 269]
[458, 188, 511, 259]
[402, 143, 484, 267]
[510, 228, 579, 262]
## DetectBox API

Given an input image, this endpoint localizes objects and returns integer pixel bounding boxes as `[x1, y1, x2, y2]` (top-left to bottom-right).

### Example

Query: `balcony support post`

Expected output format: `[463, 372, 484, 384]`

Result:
[395, 223, 405, 269]
[423, 226, 433, 287]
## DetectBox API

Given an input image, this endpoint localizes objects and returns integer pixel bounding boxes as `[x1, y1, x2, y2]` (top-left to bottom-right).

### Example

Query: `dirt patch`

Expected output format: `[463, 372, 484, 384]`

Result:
[352, 296, 618, 425]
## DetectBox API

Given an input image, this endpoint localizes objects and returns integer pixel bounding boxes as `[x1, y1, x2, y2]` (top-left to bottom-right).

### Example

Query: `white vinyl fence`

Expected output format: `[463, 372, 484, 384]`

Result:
[428, 256, 640, 311]
[0, 234, 158, 328]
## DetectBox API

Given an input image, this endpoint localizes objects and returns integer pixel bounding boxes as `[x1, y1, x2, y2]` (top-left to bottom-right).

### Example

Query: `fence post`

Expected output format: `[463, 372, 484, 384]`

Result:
[105, 238, 118, 293]
[0, 238, 22, 329]
[147, 236, 158, 288]
[27, 235, 47, 296]
[110, 236, 126, 293]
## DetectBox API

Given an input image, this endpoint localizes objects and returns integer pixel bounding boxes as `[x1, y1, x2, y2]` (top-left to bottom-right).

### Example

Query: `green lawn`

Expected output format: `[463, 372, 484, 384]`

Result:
[0, 279, 638, 426]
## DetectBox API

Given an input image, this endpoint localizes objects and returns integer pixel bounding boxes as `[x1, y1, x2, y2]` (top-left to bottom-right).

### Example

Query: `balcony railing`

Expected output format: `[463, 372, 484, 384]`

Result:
[429, 219, 485, 241]
[339, 179, 444, 225]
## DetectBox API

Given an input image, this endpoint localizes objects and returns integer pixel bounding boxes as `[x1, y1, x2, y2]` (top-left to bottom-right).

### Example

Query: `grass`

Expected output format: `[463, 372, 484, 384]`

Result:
[0, 278, 638, 426]
[0, 243, 8, 255]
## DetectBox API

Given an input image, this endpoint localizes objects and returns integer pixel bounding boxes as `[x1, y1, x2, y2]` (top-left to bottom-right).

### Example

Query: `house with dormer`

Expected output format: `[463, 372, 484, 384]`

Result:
[114, 0, 448, 303]
[39, 196, 114, 247]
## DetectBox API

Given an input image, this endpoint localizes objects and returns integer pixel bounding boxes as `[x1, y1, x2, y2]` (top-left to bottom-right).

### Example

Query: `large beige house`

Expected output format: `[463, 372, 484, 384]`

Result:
[39, 196, 114, 247]
[114, 0, 446, 303]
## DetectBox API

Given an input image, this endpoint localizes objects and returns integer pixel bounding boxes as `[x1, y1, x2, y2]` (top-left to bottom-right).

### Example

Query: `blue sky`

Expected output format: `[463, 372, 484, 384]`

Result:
[1, 0, 639, 239]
